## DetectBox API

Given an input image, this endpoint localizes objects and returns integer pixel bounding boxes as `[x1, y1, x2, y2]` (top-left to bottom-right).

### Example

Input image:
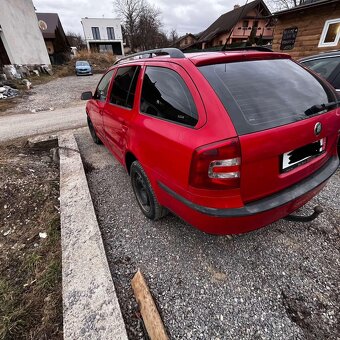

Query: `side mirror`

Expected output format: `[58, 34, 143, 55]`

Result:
[81, 91, 93, 100]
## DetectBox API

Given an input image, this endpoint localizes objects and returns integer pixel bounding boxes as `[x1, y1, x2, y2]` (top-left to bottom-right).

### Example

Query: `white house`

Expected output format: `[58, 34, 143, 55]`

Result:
[81, 17, 124, 56]
[0, 0, 51, 67]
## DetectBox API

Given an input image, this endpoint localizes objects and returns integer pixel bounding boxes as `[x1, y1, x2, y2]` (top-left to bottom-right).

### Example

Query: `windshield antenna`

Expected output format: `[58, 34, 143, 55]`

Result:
[222, 0, 249, 51]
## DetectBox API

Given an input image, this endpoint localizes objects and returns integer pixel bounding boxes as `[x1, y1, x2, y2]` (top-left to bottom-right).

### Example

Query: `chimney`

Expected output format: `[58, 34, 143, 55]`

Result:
[234, 4, 240, 9]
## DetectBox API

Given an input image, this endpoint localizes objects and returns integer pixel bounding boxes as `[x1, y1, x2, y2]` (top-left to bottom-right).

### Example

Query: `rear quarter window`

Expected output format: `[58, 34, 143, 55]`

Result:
[199, 59, 334, 135]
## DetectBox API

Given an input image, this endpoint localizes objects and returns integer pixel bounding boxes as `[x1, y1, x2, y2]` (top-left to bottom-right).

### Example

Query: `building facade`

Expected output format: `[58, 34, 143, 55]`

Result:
[37, 13, 70, 64]
[81, 18, 124, 56]
[171, 33, 197, 50]
[0, 0, 50, 67]
[197, 0, 273, 49]
[272, 0, 340, 59]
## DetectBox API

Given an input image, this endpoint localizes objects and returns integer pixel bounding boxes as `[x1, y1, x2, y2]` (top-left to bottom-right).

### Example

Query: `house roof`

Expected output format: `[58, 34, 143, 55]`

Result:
[36, 13, 65, 39]
[171, 33, 197, 46]
[198, 0, 271, 43]
[273, 0, 340, 16]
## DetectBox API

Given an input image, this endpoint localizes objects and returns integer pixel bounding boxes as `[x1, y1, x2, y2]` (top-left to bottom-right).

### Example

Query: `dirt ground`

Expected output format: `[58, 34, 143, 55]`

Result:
[0, 140, 62, 339]
[0, 51, 114, 116]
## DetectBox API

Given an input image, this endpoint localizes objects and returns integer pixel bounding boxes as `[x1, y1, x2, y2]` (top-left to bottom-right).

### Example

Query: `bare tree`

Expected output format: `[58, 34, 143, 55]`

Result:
[157, 31, 170, 48]
[114, 0, 145, 52]
[114, 0, 168, 51]
[135, 3, 165, 50]
[265, 0, 307, 11]
[66, 31, 86, 50]
[168, 29, 179, 45]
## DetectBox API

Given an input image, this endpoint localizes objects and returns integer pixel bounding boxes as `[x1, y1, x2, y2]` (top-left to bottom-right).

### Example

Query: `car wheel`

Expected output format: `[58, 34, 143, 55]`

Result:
[130, 161, 168, 220]
[87, 116, 102, 144]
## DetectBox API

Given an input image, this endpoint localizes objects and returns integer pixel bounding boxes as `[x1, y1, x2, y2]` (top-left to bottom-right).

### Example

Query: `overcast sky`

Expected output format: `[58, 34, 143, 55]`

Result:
[33, 0, 267, 37]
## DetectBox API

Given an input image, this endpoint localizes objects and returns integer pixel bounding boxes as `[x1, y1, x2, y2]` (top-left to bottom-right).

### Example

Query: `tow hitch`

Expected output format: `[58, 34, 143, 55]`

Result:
[284, 205, 323, 222]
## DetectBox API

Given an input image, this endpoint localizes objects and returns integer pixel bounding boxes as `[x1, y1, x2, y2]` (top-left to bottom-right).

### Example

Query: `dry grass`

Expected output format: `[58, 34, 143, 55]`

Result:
[0, 142, 62, 340]
[53, 50, 117, 78]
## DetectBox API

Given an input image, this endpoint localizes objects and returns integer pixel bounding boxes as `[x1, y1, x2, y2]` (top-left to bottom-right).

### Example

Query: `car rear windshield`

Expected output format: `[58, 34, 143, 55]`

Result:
[199, 59, 334, 135]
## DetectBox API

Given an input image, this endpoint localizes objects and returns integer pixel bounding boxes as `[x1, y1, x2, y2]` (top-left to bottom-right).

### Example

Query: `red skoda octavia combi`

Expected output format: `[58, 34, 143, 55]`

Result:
[82, 48, 340, 234]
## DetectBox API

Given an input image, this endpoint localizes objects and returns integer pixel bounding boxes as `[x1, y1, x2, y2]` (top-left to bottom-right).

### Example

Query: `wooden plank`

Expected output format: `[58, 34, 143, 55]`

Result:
[131, 270, 169, 340]
[296, 34, 321, 42]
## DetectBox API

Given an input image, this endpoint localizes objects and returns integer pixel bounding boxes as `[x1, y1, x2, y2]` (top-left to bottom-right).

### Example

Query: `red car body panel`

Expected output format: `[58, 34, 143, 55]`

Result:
[86, 51, 340, 234]
[240, 110, 339, 202]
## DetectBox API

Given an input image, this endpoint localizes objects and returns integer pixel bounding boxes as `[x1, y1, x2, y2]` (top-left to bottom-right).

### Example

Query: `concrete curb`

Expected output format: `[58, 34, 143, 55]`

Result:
[59, 133, 128, 339]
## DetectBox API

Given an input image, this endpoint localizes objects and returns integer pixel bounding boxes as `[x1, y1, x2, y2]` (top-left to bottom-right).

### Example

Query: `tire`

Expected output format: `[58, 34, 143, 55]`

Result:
[87, 116, 102, 144]
[130, 161, 168, 220]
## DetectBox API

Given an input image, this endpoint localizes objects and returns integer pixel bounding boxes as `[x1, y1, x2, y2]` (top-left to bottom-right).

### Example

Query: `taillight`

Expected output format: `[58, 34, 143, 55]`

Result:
[189, 138, 241, 190]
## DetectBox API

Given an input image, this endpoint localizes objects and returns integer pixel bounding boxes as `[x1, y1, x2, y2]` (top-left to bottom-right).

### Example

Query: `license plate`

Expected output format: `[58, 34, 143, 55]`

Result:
[282, 138, 326, 172]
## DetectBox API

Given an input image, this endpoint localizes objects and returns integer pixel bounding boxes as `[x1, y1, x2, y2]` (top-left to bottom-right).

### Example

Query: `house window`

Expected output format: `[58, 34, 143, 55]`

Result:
[242, 20, 249, 28]
[318, 18, 340, 47]
[92, 27, 100, 40]
[107, 27, 115, 40]
[253, 20, 259, 27]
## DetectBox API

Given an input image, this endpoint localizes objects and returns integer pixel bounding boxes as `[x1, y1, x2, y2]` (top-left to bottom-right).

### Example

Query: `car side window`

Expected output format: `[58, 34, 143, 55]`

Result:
[140, 66, 198, 127]
[302, 57, 340, 79]
[330, 71, 340, 90]
[94, 70, 114, 102]
[110, 66, 141, 109]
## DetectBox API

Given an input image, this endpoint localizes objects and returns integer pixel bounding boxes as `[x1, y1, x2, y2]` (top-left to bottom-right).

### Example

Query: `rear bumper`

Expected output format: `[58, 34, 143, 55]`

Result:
[158, 156, 339, 234]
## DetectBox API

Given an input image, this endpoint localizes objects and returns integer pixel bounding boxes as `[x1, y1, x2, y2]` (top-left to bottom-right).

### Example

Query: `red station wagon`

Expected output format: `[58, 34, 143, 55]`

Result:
[82, 48, 340, 235]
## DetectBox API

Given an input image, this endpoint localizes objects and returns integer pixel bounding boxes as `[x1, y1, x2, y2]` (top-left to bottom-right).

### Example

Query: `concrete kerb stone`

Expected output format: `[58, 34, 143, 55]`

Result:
[27, 134, 58, 150]
[59, 133, 128, 340]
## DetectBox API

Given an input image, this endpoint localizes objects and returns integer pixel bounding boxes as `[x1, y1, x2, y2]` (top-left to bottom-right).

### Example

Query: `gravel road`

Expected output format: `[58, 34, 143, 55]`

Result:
[5, 74, 102, 114]
[0, 105, 87, 142]
[76, 129, 339, 340]
[0, 75, 102, 142]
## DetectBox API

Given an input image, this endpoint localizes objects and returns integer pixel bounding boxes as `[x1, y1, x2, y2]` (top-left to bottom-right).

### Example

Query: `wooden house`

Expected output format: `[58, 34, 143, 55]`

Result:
[272, 0, 340, 59]
[171, 33, 197, 50]
[197, 0, 274, 49]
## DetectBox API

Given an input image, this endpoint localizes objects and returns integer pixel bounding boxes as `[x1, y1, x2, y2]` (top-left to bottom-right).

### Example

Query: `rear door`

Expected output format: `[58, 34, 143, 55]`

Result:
[199, 58, 340, 202]
[130, 61, 207, 191]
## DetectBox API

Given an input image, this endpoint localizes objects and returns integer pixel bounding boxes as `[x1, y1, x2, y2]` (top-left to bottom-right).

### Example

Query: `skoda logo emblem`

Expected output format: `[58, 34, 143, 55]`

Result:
[314, 122, 322, 136]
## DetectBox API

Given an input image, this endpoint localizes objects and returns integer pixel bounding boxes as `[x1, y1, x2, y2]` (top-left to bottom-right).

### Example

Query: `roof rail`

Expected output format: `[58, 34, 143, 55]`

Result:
[222, 46, 273, 52]
[114, 48, 185, 65]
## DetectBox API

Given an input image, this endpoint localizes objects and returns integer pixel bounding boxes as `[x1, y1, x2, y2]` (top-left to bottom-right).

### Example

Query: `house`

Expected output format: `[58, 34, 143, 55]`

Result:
[37, 13, 71, 64]
[171, 33, 197, 50]
[0, 0, 50, 68]
[197, 0, 273, 49]
[81, 18, 124, 56]
[271, 0, 340, 59]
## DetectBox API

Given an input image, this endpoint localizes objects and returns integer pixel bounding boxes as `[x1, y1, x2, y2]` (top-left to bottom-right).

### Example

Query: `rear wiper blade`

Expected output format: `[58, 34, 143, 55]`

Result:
[304, 100, 340, 116]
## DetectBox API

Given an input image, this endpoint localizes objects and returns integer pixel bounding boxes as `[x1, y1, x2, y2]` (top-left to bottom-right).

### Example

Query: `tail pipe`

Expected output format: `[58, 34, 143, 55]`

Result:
[284, 205, 323, 222]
